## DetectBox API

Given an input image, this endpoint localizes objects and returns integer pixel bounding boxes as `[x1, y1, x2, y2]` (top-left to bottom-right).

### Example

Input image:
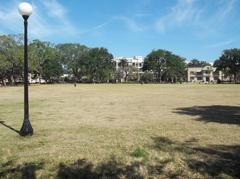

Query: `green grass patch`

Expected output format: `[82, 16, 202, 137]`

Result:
[132, 147, 149, 160]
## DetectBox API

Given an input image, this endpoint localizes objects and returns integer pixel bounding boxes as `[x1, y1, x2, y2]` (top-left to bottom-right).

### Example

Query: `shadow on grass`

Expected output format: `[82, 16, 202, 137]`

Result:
[152, 136, 240, 178]
[1, 137, 239, 178]
[0, 121, 19, 134]
[57, 156, 173, 179]
[0, 161, 44, 179]
[174, 105, 240, 125]
[58, 159, 147, 179]
[0, 158, 168, 179]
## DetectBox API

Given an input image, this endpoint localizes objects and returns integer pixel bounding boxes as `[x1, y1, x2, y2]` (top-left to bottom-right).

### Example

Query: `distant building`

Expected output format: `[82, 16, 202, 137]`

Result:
[29, 74, 46, 84]
[113, 56, 144, 70]
[112, 56, 144, 82]
[187, 66, 223, 83]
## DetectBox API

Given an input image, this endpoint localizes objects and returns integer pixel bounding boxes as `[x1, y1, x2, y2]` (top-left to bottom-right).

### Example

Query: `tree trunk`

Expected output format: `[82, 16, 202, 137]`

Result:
[234, 72, 237, 83]
[10, 75, 14, 86]
[11, 67, 15, 86]
[0, 76, 6, 86]
[158, 70, 161, 83]
[124, 70, 128, 82]
[13, 75, 17, 85]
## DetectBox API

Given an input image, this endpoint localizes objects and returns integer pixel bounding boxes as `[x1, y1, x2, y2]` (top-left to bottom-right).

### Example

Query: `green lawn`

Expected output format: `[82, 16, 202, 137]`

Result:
[0, 84, 240, 178]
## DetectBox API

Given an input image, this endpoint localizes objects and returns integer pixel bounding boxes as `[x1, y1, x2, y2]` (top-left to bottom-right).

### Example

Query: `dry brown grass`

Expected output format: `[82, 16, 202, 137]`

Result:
[0, 84, 240, 178]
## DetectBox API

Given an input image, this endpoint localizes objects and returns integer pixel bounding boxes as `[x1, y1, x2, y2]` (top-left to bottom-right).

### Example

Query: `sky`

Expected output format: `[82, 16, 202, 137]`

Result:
[0, 0, 240, 62]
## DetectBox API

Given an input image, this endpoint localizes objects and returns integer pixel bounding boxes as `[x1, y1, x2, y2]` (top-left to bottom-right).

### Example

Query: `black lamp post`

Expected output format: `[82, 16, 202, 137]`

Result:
[18, 2, 33, 136]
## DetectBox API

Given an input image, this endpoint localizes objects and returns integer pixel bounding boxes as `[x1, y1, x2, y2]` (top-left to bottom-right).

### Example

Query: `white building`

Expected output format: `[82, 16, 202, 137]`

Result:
[28, 74, 46, 84]
[112, 56, 144, 82]
[113, 56, 144, 70]
[187, 66, 223, 83]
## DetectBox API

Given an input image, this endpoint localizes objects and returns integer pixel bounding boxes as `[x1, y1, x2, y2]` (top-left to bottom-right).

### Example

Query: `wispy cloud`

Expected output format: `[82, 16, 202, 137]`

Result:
[82, 15, 145, 35]
[113, 16, 145, 32]
[205, 40, 235, 49]
[31, 0, 77, 38]
[155, 0, 201, 32]
[218, 0, 236, 19]
[0, 0, 77, 39]
[86, 20, 112, 33]
[155, 0, 237, 34]
[0, 1, 22, 34]
[41, 0, 66, 19]
[195, 0, 237, 38]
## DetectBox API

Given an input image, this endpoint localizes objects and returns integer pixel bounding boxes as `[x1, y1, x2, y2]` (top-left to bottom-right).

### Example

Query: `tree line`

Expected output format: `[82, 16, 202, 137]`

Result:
[0, 34, 239, 86]
[0, 34, 114, 85]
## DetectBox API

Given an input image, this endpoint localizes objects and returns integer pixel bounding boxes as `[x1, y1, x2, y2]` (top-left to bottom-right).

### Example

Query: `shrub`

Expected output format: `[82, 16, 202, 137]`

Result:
[141, 72, 154, 83]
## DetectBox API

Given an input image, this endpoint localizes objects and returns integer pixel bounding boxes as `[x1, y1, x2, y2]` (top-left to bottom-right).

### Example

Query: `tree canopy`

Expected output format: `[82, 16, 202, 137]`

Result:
[0, 34, 23, 85]
[143, 49, 186, 83]
[56, 43, 89, 82]
[188, 59, 211, 67]
[87, 47, 114, 83]
[214, 49, 240, 82]
[0, 35, 115, 85]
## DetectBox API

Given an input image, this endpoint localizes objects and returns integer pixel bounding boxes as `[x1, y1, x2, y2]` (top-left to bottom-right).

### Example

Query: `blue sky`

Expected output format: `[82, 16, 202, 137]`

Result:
[0, 0, 240, 62]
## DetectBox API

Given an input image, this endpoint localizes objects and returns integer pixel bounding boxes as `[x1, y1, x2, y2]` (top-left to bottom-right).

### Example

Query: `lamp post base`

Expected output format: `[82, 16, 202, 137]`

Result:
[20, 119, 33, 136]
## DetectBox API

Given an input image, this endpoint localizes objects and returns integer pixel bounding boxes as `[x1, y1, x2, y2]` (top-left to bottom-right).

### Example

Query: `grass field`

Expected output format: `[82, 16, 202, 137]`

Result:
[0, 84, 240, 178]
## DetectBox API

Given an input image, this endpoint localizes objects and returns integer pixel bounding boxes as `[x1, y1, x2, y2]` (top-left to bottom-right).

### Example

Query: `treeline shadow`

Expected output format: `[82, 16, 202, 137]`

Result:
[152, 136, 240, 178]
[0, 161, 44, 179]
[174, 105, 240, 125]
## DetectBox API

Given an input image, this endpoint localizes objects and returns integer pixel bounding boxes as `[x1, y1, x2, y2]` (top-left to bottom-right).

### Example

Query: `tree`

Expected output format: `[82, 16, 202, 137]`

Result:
[56, 43, 89, 82]
[188, 59, 210, 67]
[0, 34, 24, 85]
[29, 40, 57, 83]
[87, 48, 114, 83]
[165, 54, 187, 83]
[214, 49, 240, 83]
[126, 66, 138, 81]
[143, 49, 186, 83]
[143, 49, 167, 82]
[141, 71, 154, 83]
[118, 59, 128, 69]
[117, 59, 129, 82]
[42, 58, 63, 83]
[0, 53, 11, 86]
